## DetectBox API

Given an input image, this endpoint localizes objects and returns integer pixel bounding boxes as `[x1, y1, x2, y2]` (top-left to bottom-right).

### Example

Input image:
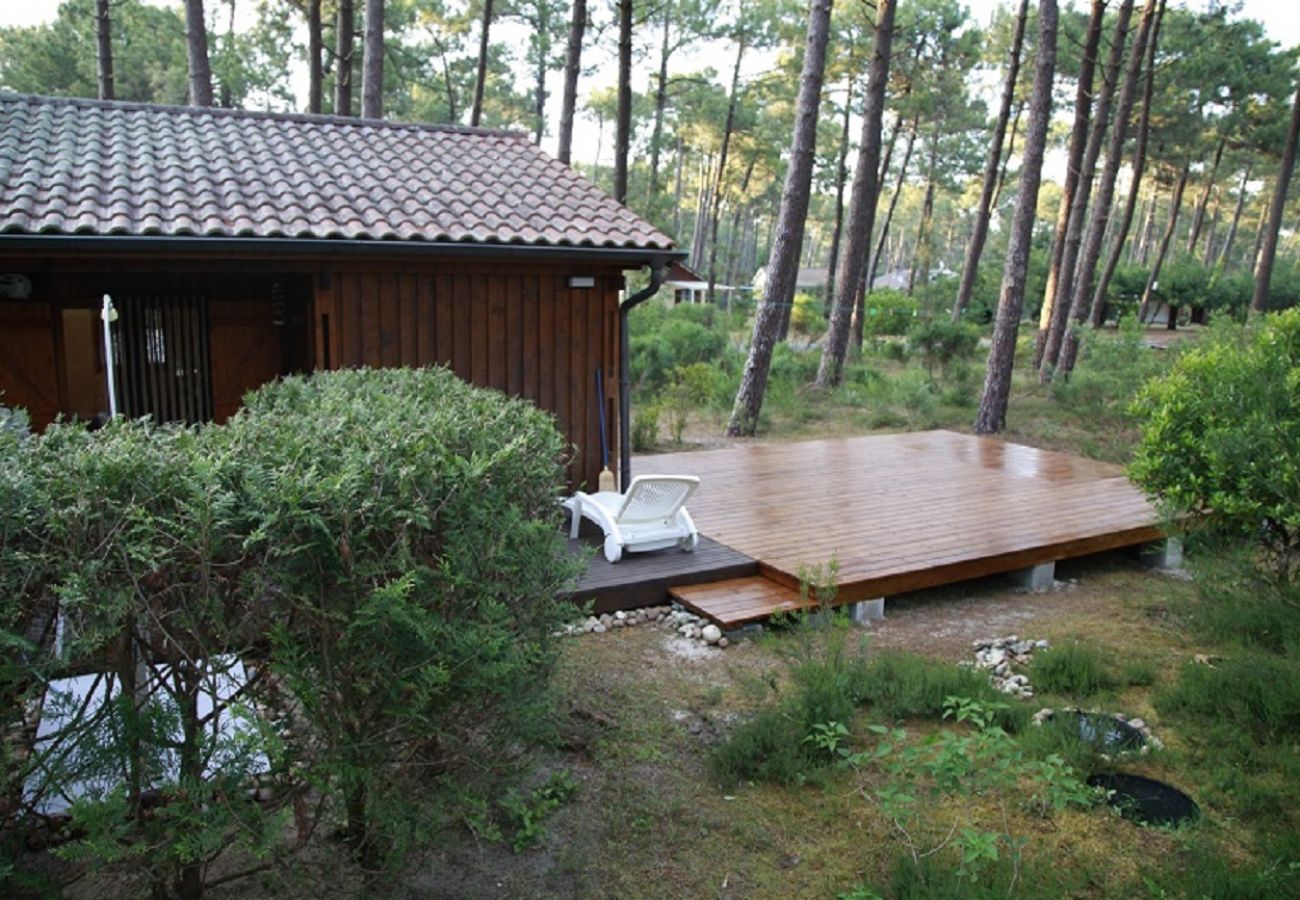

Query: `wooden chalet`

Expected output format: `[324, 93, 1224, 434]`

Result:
[0, 93, 681, 489]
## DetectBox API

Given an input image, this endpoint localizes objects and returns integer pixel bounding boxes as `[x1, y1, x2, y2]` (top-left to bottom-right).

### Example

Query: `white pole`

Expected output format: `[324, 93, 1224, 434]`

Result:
[101, 294, 118, 418]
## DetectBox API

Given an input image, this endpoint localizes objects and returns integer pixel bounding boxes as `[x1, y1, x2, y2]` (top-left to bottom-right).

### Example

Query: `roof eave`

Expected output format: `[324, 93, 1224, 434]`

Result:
[0, 234, 686, 267]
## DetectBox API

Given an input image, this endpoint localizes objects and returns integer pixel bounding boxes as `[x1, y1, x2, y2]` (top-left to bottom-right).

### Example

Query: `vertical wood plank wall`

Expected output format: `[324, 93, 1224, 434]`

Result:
[313, 264, 623, 490]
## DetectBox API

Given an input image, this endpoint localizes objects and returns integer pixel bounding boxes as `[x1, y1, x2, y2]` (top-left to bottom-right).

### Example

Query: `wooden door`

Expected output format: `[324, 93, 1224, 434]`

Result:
[0, 302, 60, 428]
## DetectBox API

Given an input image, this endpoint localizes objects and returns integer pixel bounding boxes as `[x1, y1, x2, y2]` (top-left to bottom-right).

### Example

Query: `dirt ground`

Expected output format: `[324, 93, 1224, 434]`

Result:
[396, 550, 1204, 899]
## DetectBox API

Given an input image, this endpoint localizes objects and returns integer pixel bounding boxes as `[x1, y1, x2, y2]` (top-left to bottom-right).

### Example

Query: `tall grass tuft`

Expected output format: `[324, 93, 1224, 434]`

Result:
[1027, 641, 1117, 700]
[859, 651, 1029, 732]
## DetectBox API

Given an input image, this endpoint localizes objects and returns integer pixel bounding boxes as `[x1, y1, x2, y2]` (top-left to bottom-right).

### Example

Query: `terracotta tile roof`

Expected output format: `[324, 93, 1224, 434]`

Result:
[0, 93, 675, 251]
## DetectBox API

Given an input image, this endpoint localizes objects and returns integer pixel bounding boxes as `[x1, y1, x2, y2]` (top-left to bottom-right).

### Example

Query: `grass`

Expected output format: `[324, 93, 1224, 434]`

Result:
[1028, 640, 1119, 699]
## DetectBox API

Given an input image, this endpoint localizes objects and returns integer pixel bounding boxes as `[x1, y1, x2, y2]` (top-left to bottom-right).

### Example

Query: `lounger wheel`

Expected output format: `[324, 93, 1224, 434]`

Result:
[679, 533, 698, 553]
[604, 536, 624, 564]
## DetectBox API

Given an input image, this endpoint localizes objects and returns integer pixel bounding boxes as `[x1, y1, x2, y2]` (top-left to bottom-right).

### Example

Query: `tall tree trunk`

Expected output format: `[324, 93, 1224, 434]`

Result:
[1039, 0, 1131, 376]
[908, 137, 940, 295]
[727, 0, 835, 436]
[815, 0, 897, 389]
[1251, 186, 1270, 275]
[953, 0, 1031, 321]
[1033, 0, 1107, 364]
[672, 136, 685, 238]
[826, 78, 855, 324]
[1137, 185, 1160, 263]
[1216, 164, 1251, 271]
[1202, 192, 1220, 264]
[725, 157, 757, 287]
[1056, 0, 1160, 378]
[557, 0, 587, 164]
[1252, 77, 1300, 314]
[1185, 136, 1226, 254]
[1137, 162, 1190, 321]
[335, 0, 355, 115]
[994, 101, 1024, 209]
[471, 0, 495, 127]
[183, 0, 214, 106]
[532, 2, 552, 143]
[706, 36, 748, 305]
[975, 0, 1059, 435]
[614, 0, 633, 203]
[1093, 10, 1160, 318]
[94, 0, 114, 100]
[647, 12, 672, 206]
[850, 111, 902, 345]
[869, 118, 919, 293]
[306, 0, 322, 113]
[361, 0, 385, 118]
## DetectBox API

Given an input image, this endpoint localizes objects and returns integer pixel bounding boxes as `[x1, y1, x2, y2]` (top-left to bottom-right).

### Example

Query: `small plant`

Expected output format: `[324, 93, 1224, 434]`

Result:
[1028, 641, 1117, 699]
[631, 401, 661, 451]
[662, 363, 716, 444]
[842, 698, 1095, 891]
[499, 771, 580, 852]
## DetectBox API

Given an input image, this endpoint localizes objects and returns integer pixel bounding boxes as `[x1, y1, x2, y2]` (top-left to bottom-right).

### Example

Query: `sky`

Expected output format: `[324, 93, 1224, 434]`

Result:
[3, 0, 1298, 44]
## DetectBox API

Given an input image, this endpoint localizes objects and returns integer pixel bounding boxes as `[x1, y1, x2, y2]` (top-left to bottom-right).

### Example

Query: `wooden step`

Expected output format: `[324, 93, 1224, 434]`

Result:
[670, 575, 811, 628]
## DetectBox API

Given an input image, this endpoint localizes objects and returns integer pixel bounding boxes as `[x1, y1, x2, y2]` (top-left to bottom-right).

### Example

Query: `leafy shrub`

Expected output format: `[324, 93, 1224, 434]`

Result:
[789, 292, 826, 337]
[631, 401, 661, 451]
[228, 367, 581, 871]
[769, 341, 821, 384]
[861, 289, 918, 339]
[906, 318, 980, 382]
[662, 364, 716, 443]
[629, 312, 727, 395]
[1130, 310, 1300, 567]
[1050, 314, 1167, 427]
[1027, 642, 1117, 699]
[7, 419, 280, 897]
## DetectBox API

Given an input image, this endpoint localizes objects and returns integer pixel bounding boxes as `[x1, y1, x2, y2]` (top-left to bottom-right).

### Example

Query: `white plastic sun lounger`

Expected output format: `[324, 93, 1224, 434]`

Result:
[567, 475, 700, 563]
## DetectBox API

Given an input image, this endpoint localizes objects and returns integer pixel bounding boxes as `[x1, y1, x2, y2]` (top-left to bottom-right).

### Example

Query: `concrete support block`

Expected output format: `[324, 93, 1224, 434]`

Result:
[724, 622, 764, 642]
[1011, 561, 1056, 592]
[848, 597, 886, 624]
[1140, 537, 1184, 570]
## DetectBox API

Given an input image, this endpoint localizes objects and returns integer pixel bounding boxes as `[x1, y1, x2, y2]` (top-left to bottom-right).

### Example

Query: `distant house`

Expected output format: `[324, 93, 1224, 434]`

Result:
[751, 265, 830, 298]
[0, 93, 681, 489]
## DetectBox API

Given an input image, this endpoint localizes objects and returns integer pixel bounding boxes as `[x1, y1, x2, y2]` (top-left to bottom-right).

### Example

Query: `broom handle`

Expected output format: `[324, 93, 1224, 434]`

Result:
[595, 367, 609, 468]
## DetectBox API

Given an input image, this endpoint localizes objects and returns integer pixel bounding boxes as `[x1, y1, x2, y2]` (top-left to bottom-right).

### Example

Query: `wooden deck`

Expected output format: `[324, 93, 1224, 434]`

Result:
[563, 533, 756, 614]
[645, 431, 1163, 626]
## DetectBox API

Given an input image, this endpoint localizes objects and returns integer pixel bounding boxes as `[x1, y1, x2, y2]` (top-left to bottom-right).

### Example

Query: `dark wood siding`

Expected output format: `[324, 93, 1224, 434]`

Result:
[314, 262, 623, 490]
[0, 301, 60, 428]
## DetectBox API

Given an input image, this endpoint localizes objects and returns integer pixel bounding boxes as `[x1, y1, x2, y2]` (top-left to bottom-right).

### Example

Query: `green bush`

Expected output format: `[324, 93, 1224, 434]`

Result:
[1027, 642, 1117, 700]
[7, 419, 279, 897]
[861, 289, 918, 339]
[1130, 310, 1300, 565]
[228, 367, 581, 871]
[1050, 314, 1168, 428]
[631, 401, 661, 451]
[789, 292, 826, 337]
[629, 310, 728, 395]
[906, 318, 981, 383]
